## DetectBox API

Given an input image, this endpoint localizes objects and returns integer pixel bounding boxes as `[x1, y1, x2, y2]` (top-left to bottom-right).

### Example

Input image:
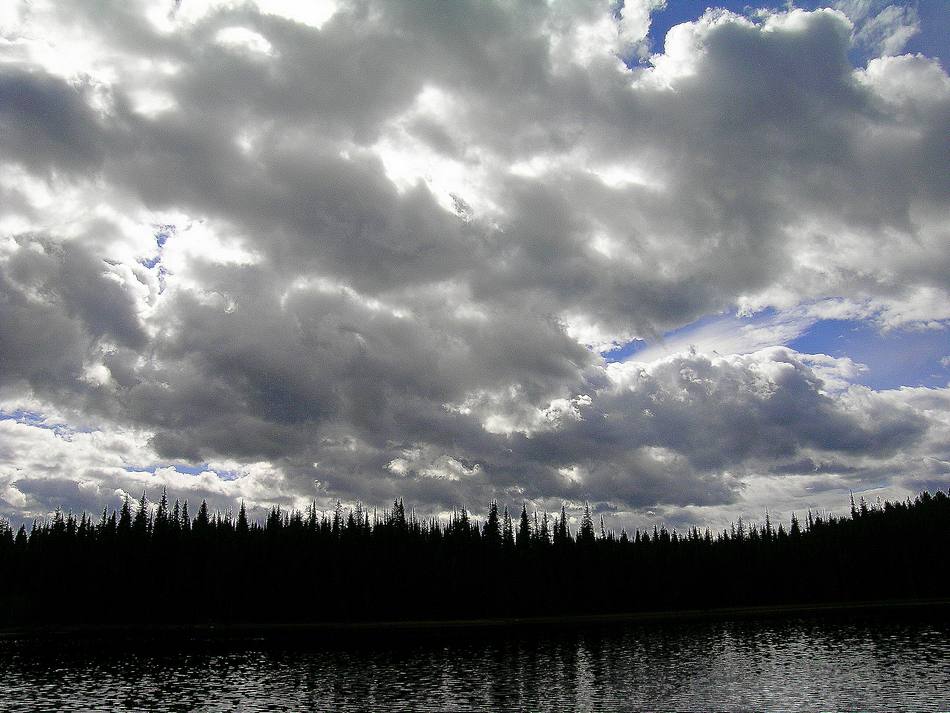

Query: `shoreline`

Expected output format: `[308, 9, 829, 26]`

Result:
[2, 598, 947, 645]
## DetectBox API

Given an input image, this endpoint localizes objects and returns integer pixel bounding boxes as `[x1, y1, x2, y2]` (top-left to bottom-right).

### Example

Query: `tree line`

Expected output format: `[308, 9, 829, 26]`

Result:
[0, 489, 947, 627]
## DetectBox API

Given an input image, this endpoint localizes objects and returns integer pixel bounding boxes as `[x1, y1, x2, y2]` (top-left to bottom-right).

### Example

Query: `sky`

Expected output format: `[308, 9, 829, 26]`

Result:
[0, 0, 948, 533]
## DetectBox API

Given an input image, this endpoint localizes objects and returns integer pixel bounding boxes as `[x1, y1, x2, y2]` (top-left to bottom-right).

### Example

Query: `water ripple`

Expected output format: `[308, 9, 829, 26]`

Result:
[0, 615, 947, 711]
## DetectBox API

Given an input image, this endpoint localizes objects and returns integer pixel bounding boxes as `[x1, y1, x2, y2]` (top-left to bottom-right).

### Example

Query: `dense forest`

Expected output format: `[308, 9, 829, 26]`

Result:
[0, 489, 948, 628]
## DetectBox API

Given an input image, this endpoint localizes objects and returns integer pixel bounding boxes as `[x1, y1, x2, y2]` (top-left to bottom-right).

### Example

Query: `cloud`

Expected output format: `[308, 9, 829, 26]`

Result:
[0, 1, 947, 529]
[834, 1, 920, 56]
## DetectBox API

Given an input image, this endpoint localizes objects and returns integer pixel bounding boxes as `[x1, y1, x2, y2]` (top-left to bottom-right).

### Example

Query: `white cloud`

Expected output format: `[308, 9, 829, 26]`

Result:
[215, 26, 275, 56]
[835, 1, 920, 56]
[0, 1, 947, 528]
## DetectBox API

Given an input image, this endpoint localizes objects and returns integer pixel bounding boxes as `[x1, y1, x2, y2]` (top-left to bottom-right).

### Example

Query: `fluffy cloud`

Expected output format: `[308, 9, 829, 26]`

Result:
[0, 1, 947, 529]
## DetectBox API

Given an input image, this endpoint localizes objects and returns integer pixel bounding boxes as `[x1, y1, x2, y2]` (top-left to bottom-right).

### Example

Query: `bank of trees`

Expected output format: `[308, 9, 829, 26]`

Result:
[0, 489, 947, 627]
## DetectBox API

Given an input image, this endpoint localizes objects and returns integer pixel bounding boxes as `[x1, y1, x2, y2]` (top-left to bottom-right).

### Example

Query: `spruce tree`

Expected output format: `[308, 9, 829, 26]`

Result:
[180, 501, 191, 533]
[517, 504, 531, 550]
[132, 491, 149, 539]
[553, 505, 569, 547]
[14, 525, 27, 549]
[237, 501, 249, 536]
[154, 488, 170, 540]
[483, 500, 500, 548]
[502, 506, 514, 551]
[117, 496, 133, 537]
[194, 500, 210, 533]
[578, 503, 595, 545]
[171, 500, 182, 534]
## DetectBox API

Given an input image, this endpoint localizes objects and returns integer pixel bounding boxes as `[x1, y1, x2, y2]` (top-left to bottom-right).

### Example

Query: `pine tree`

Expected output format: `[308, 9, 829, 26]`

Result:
[578, 503, 595, 545]
[790, 513, 801, 539]
[154, 488, 170, 539]
[171, 500, 182, 534]
[117, 496, 133, 536]
[553, 505, 569, 547]
[483, 500, 501, 548]
[132, 491, 149, 538]
[392, 499, 407, 532]
[517, 504, 531, 550]
[195, 501, 211, 534]
[237, 501, 249, 536]
[332, 500, 343, 538]
[502, 506, 514, 551]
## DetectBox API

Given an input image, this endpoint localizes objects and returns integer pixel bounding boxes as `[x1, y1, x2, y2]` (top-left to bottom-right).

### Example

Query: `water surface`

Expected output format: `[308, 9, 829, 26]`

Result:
[1, 612, 947, 711]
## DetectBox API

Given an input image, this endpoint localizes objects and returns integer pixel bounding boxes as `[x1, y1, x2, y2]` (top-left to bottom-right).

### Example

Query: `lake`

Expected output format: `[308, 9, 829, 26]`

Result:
[1, 610, 947, 711]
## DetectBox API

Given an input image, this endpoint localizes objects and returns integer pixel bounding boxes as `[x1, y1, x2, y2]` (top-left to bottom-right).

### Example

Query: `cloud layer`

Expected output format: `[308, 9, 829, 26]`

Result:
[1, 0, 948, 529]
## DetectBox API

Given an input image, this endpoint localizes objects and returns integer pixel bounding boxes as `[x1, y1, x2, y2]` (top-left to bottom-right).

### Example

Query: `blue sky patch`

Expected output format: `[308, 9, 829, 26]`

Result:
[603, 338, 649, 362]
[789, 319, 950, 389]
[124, 463, 241, 480]
[644, 1, 948, 70]
[602, 308, 949, 390]
[127, 463, 210, 476]
[0, 410, 94, 436]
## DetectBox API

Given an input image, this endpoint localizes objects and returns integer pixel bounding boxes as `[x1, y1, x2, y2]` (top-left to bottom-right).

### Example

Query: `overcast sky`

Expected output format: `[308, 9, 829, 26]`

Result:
[1, 0, 948, 532]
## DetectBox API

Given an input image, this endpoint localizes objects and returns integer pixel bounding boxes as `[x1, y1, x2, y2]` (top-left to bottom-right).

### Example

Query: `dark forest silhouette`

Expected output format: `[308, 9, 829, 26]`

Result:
[1, 489, 948, 628]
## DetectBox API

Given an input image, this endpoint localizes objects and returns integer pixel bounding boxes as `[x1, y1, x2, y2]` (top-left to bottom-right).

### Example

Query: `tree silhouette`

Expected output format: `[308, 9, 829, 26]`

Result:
[518, 504, 531, 550]
[502, 505, 514, 551]
[117, 496, 133, 536]
[237, 501, 249, 536]
[578, 503, 595, 545]
[0, 488, 947, 627]
[483, 500, 500, 548]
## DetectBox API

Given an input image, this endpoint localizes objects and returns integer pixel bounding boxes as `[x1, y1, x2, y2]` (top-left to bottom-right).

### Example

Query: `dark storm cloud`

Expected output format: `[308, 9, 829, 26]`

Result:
[0, 237, 146, 398]
[0, 68, 104, 174]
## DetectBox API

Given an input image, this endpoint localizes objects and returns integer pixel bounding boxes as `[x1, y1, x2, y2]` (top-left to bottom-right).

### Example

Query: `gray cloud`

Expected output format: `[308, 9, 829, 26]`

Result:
[0, 1, 947, 529]
[0, 68, 105, 175]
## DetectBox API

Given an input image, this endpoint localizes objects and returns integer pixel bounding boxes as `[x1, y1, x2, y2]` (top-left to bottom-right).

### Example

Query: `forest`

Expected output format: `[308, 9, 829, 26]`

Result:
[0, 489, 947, 628]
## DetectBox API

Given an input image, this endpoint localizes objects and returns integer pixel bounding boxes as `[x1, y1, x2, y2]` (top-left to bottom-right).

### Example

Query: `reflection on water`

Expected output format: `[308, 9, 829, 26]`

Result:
[1, 614, 948, 711]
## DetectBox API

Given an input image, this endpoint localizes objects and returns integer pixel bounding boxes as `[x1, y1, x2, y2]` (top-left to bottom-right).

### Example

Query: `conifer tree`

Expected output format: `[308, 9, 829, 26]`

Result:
[0, 520, 13, 550]
[518, 504, 531, 550]
[237, 501, 249, 536]
[553, 505, 568, 547]
[790, 513, 801, 539]
[307, 500, 318, 531]
[578, 503, 595, 545]
[483, 500, 501, 548]
[154, 488, 170, 539]
[117, 496, 133, 536]
[132, 490, 150, 539]
[181, 501, 191, 532]
[171, 500, 182, 534]
[457, 507, 470, 538]
[332, 500, 343, 537]
[539, 511, 550, 545]
[502, 506, 514, 551]
[77, 513, 90, 540]
[194, 500, 210, 533]
[14, 524, 27, 549]
[392, 499, 407, 532]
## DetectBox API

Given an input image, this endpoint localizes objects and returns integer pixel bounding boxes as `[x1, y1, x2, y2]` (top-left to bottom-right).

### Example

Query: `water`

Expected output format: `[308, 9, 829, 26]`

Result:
[1, 613, 948, 711]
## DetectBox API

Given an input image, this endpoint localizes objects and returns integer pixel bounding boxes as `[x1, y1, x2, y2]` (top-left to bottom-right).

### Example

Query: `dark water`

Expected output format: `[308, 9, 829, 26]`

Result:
[1, 613, 948, 711]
